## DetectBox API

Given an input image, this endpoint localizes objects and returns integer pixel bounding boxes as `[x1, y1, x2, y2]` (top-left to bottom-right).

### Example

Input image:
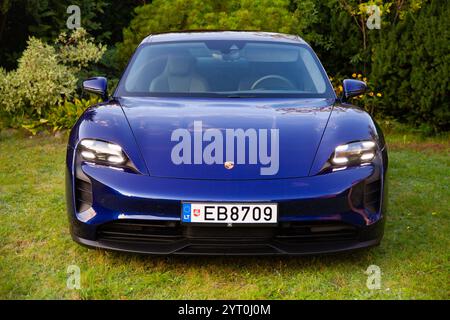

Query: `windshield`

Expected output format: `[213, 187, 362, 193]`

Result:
[115, 40, 335, 98]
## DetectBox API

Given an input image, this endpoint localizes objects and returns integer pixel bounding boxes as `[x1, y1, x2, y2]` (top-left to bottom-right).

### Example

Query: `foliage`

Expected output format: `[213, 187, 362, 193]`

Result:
[0, 28, 105, 129]
[330, 72, 383, 116]
[55, 28, 108, 91]
[371, 0, 450, 132]
[55, 28, 106, 72]
[0, 37, 77, 117]
[309, 0, 424, 74]
[0, 0, 109, 70]
[1, 0, 449, 133]
[21, 97, 101, 135]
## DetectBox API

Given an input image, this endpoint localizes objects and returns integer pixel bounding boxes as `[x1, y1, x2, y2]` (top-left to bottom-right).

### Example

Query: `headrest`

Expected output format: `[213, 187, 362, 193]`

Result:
[166, 53, 194, 76]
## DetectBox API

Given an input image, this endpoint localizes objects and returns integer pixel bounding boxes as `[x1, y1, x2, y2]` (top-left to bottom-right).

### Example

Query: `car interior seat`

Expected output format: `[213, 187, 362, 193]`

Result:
[150, 53, 209, 92]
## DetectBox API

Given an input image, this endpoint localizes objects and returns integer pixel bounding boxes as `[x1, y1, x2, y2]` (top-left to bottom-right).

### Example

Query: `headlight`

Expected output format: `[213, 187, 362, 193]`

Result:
[331, 141, 376, 166]
[77, 139, 135, 170]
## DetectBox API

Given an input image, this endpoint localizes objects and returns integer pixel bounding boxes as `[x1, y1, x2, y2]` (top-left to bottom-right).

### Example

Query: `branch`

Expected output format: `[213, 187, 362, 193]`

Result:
[338, 0, 364, 33]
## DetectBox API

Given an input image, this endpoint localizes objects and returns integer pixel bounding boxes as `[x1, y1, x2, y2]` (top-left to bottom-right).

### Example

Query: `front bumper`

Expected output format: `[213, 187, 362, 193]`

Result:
[73, 230, 382, 255]
[66, 159, 386, 255]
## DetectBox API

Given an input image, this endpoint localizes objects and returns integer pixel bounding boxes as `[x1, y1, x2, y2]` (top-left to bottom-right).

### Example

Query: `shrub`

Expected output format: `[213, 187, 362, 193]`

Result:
[371, 0, 450, 132]
[55, 28, 106, 73]
[0, 38, 76, 117]
[0, 28, 106, 128]
[46, 97, 101, 132]
[21, 97, 101, 135]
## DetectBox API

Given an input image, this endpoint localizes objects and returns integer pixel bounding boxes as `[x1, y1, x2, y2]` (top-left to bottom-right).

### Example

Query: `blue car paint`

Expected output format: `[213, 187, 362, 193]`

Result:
[119, 97, 334, 179]
[66, 31, 388, 255]
[69, 102, 149, 174]
[309, 104, 383, 176]
[342, 79, 367, 101]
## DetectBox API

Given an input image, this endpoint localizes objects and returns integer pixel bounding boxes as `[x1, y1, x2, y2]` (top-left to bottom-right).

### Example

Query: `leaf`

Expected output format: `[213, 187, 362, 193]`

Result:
[22, 124, 38, 135]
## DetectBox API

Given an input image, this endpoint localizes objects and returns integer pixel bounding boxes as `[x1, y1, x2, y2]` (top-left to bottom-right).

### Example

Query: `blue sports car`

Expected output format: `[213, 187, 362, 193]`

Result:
[66, 31, 388, 255]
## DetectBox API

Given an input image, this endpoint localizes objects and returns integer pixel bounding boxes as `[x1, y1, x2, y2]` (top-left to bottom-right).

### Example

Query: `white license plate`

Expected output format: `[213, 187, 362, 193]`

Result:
[181, 203, 278, 224]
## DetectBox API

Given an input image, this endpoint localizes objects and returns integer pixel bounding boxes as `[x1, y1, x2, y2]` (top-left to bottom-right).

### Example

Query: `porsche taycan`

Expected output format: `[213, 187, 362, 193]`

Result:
[66, 31, 388, 255]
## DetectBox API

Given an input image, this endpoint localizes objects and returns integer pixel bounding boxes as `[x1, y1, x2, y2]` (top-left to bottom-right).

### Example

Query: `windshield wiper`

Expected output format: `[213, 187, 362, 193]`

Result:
[225, 94, 258, 98]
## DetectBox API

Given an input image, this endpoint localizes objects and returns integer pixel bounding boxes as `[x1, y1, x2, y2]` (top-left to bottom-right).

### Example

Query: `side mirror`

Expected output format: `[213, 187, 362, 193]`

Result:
[83, 77, 108, 101]
[342, 79, 367, 101]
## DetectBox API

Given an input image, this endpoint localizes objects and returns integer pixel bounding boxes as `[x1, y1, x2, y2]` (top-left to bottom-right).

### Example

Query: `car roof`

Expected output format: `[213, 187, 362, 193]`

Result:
[141, 30, 307, 45]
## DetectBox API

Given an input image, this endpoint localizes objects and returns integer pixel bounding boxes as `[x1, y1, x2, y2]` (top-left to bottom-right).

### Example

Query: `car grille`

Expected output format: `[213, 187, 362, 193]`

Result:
[96, 220, 358, 244]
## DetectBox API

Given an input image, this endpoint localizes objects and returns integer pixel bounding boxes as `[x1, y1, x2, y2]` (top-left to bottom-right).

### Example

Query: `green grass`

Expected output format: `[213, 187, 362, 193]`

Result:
[0, 130, 449, 299]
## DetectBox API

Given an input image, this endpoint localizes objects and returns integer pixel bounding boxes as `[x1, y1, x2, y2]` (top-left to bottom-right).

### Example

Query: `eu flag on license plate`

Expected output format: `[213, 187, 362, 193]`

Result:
[182, 203, 191, 222]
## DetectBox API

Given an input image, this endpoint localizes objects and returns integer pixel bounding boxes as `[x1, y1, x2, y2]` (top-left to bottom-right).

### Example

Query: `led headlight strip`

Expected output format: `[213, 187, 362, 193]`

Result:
[331, 140, 376, 166]
[78, 139, 129, 167]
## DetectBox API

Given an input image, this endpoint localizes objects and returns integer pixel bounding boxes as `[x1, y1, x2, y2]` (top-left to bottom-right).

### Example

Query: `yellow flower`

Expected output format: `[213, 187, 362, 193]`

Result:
[352, 73, 357, 78]
[377, 93, 382, 97]
[369, 92, 374, 97]
[363, 77, 367, 82]
[357, 74, 362, 78]
[338, 85, 343, 91]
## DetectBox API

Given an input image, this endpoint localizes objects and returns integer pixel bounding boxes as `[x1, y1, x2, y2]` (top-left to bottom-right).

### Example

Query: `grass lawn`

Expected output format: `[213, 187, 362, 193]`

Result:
[0, 130, 448, 299]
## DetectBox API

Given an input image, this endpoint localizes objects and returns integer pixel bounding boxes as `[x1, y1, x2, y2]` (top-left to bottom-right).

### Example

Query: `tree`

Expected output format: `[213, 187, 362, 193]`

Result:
[371, 0, 449, 132]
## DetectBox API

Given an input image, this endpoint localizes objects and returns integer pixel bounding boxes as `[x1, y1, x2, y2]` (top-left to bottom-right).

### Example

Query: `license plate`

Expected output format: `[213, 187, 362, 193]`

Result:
[181, 203, 278, 224]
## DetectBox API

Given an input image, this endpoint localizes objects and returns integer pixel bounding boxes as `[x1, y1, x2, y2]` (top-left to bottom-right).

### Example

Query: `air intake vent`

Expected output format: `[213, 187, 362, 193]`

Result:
[75, 178, 92, 212]
[276, 222, 358, 243]
[97, 220, 183, 243]
[364, 180, 381, 213]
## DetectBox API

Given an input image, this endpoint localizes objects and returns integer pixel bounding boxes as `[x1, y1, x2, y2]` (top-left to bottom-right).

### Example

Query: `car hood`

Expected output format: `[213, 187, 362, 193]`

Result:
[119, 97, 334, 180]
